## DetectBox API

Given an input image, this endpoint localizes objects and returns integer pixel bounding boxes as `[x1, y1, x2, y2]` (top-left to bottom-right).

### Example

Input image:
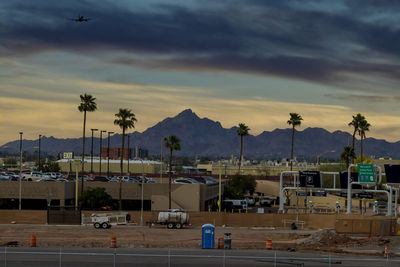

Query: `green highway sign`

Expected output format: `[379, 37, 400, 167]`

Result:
[358, 164, 376, 183]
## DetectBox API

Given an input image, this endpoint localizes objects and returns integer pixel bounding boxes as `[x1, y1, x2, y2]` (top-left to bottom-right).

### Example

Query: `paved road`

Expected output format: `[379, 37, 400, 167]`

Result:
[0, 247, 397, 266]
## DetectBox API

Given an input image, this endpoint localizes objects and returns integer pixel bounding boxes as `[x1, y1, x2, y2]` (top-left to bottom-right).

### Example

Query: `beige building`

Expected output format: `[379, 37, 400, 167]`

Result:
[0, 181, 224, 212]
[198, 164, 317, 176]
[57, 159, 163, 175]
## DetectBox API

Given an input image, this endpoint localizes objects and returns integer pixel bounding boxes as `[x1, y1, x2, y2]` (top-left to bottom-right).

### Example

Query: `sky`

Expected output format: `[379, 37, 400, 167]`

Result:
[2, 0, 400, 145]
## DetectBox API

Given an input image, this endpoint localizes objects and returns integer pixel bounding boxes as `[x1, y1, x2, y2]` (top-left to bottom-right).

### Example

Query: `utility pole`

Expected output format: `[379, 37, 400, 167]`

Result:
[99, 130, 106, 175]
[160, 138, 163, 183]
[107, 132, 114, 178]
[127, 135, 130, 175]
[38, 134, 41, 171]
[19, 132, 23, 210]
[90, 129, 98, 174]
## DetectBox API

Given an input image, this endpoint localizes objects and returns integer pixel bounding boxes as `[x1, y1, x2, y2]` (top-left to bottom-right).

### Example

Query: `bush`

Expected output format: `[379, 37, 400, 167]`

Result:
[224, 174, 256, 199]
[79, 187, 113, 210]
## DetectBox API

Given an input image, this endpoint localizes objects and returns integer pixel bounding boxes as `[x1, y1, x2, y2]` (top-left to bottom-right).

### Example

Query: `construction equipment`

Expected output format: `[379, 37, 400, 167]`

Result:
[157, 209, 190, 229]
[90, 213, 129, 229]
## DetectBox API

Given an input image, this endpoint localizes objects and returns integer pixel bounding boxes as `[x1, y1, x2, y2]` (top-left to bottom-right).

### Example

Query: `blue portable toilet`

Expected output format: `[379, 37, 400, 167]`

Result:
[202, 224, 215, 249]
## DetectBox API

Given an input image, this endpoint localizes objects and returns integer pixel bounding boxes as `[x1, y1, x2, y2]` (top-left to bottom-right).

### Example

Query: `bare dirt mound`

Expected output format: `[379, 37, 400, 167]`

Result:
[301, 229, 366, 251]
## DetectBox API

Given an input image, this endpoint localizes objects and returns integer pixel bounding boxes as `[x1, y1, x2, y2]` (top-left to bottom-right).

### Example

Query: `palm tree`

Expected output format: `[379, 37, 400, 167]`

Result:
[287, 113, 303, 171]
[114, 108, 137, 210]
[78, 93, 97, 196]
[348, 113, 365, 160]
[340, 146, 355, 171]
[236, 123, 250, 172]
[164, 135, 181, 209]
[358, 118, 371, 162]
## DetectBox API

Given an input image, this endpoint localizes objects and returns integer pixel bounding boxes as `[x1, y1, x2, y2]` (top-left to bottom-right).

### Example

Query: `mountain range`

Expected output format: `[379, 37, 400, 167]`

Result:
[1, 109, 399, 159]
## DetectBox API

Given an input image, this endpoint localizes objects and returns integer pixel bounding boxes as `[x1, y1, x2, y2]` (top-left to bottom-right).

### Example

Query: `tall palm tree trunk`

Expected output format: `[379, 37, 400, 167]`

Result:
[352, 130, 356, 162]
[360, 137, 363, 162]
[80, 111, 87, 197]
[119, 129, 125, 210]
[168, 149, 172, 209]
[290, 126, 294, 171]
[238, 136, 243, 172]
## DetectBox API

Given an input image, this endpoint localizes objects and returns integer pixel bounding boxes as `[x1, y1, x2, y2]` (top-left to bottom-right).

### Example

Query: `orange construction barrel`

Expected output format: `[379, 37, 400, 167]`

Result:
[218, 237, 224, 249]
[30, 235, 36, 247]
[111, 236, 117, 248]
[265, 239, 272, 250]
[384, 243, 388, 258]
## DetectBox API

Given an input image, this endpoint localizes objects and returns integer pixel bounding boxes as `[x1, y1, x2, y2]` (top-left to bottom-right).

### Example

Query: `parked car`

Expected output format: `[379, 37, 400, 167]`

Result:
[93, 176, 109, 182]
[201, 176, 218, 184]
[193, 176, 218, 184]
[0, 174, 10, 181]
[222, 199, 248, 211]
[173, 178, 202, 184]
[108, 177, 120, 182]
[260, 196, 273, 207]
[128, 177, 140, 183]
[245, 196, 255, 206]
[22, 172, 47, 181]
[135, 176, 156, 183]
[56, 178, 69, 182]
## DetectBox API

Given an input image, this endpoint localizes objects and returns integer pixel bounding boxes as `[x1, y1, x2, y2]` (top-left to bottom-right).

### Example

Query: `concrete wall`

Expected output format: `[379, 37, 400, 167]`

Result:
[0, 210, 396, 236]
[0, 210, 47, 224]
[0, 181, 73, 206]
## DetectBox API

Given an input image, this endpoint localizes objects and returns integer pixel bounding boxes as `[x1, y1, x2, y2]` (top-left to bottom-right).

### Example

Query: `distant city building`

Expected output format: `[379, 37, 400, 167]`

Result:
[134, 146, 148, 159]
[101, 147, 132, 160]
[100, 146, 148, 160]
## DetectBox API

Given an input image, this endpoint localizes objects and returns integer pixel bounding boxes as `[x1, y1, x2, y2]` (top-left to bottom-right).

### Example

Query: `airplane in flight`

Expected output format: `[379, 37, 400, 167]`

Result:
[68, 14, 92, 22]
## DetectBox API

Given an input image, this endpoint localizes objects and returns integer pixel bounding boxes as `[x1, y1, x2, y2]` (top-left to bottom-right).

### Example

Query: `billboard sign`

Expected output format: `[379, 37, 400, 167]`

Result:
[299, 171, 321, 188]
[384, 164, 400, 184]
[358, 164, 376, 183]
[340, 172, 361, 189]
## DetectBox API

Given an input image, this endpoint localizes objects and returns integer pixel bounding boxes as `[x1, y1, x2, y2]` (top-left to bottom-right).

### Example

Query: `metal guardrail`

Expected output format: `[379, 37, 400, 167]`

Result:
[1, 248, 399, 266]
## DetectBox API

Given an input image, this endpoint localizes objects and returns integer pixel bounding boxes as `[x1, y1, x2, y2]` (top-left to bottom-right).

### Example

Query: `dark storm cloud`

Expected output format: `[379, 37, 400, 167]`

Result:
[2, 0, 400, 88]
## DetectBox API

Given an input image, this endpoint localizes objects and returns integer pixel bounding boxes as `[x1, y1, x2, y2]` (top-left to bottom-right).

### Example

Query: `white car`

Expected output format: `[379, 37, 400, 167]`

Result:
[173, 178, 202, 184]
[245, 196, 255, 206]
[260, 196, 273, 207]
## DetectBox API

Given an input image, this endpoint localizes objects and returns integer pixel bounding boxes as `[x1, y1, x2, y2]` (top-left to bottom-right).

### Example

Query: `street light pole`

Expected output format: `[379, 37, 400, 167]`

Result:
[127, 135, 130, 175]
[160, 138, 163, 183]
[140, 159, 145, 226]
[99, 130, 106, 175]
[218, 161, 222, 212]
[38, 134, 41, 171]
[107, 132, 114, 178]
[19, 132, 23, 210]
[90, 129, 98, 174]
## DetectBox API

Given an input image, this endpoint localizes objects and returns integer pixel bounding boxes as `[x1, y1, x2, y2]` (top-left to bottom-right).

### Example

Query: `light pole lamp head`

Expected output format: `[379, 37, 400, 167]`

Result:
[91, 128, 98, 132]
[101, 130, 106, 133]
[19, 132, 23, 135]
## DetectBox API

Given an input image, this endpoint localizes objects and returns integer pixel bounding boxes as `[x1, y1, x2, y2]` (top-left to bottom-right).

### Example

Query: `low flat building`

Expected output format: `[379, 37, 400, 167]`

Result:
[57, 159, 163, 175]
[0, 180, 224, 212]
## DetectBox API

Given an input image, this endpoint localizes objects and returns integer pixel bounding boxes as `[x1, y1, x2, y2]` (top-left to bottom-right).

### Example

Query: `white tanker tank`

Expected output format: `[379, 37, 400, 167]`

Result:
[157, 209, 190, 229]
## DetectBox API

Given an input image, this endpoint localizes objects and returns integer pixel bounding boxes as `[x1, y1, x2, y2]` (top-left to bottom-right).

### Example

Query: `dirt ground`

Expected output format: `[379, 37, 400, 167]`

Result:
[0, 224, 397, 256]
